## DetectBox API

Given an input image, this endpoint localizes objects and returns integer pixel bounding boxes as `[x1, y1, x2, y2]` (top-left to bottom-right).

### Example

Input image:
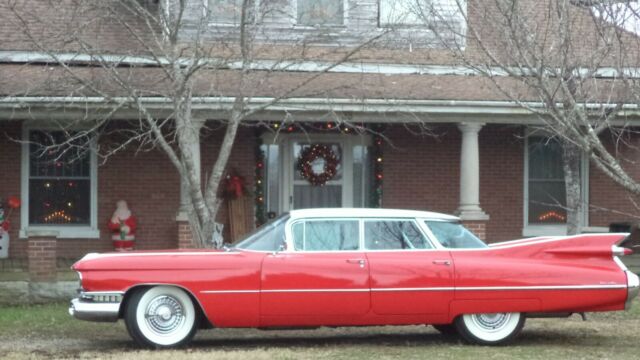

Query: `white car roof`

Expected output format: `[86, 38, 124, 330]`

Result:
[288, 208, 460, 221]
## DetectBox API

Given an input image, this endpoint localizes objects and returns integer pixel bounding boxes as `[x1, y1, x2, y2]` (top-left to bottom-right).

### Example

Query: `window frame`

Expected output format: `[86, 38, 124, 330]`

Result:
[522, 132, 589, 237]
[20, 124, 99, 239]
[293, 0, 348, 28]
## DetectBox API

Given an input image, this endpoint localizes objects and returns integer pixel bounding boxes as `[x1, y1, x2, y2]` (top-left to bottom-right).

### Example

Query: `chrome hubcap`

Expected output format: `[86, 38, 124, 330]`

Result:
[145, 295, 185, 334]
[472, 313, 510, 331]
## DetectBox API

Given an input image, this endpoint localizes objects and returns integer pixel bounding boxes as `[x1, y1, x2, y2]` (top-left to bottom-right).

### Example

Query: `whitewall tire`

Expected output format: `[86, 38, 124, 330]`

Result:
[125, 286, 199, 348]
[454, 312, 525, 345]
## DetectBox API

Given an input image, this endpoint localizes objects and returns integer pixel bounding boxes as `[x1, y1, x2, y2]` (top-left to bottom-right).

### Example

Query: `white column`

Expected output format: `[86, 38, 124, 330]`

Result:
[456, 123, 489, 220]
[176, 119, 204, 221]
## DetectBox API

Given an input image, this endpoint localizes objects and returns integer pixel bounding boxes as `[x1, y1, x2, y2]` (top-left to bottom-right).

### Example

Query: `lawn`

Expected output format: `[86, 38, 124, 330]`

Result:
[1, 301, 639, 359]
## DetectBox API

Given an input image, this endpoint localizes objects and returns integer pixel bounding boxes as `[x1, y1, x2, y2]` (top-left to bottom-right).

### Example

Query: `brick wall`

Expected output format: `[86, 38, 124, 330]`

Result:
[383, 124, 525, 242]
[588, 130, 640, 228]
[2, 121, 256, 259]
[4, 120, 640, 259]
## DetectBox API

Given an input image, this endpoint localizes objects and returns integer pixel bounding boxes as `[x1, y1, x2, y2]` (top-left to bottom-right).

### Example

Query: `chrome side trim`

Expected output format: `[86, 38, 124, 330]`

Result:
[262, 288, 369, 293]
[456, 285, 626, 291]
[372, 287, 455, 292]
[201, 290, 260, 294]
[200, 284, 626, 294]
[625, 271, 640, 310]
[68, 298, 120, 322]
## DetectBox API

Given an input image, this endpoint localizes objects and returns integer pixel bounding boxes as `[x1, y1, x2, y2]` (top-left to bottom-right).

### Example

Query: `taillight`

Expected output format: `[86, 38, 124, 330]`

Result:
[613, 246, 633, 256]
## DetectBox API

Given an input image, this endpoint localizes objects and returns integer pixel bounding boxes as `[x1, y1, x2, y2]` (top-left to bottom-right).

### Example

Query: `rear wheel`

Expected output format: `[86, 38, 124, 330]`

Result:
[454, 312, 525, 345]
[125, 286, 199, 348]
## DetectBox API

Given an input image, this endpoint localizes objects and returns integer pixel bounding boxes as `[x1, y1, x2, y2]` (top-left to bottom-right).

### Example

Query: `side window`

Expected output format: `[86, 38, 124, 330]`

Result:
[364, 220, 431, 250]
[292, 220, 359, 251]
[425, 221, 487, 249]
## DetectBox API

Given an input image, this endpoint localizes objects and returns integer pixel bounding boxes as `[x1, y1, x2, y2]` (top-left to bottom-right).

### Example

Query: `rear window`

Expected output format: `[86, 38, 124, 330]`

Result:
[425, 221, 487, 249]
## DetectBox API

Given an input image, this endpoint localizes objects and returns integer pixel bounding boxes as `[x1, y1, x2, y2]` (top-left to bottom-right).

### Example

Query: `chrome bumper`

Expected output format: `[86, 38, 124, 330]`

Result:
[68, 292, 123, 322]
[625, 271, 640, 310]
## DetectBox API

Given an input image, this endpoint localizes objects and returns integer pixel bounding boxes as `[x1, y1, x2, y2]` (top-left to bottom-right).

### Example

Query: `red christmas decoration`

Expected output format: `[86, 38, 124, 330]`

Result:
[225, 174, 246, 199]
[108, 200, 137, 251]
[297, 144, 339, 186]
[7, 196, 20, 209]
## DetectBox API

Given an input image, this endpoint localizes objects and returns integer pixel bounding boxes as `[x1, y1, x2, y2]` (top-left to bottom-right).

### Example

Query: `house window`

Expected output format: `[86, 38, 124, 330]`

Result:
[297, 0, 344, 26]
[524, 135, 588, 236]
[527, 137, 567, 224]
[379, 0, 425, 25]
[209, 0, 243, 24]
[21, 129, 98, 238]
[379, 0, 466, 27]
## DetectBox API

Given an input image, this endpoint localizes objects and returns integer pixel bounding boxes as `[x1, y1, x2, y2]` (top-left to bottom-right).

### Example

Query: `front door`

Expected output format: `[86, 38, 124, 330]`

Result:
[281, 136, 354, 211]
[260, 218, 370, 325]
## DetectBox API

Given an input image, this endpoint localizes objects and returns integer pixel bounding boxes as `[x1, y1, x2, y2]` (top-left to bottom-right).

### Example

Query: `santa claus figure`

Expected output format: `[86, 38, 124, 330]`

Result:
[108, 200, 137, 251]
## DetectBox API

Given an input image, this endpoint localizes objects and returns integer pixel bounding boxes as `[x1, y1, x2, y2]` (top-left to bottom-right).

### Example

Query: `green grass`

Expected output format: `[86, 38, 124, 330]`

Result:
[1, 301, 639, 359]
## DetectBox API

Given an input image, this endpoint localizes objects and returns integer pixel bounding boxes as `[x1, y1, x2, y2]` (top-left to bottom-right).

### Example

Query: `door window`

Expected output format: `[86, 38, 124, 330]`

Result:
[292, 220, 359, 251]
[364, 220, 432, 250]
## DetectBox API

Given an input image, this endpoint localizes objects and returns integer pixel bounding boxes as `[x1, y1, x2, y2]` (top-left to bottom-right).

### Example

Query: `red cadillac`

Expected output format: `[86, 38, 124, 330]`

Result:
[69, 208, 639, 347]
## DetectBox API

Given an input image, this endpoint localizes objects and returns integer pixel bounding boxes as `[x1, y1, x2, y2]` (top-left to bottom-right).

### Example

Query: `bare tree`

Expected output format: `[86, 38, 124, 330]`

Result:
[2, 0, 386, 246]
[408, 0, 640, 233]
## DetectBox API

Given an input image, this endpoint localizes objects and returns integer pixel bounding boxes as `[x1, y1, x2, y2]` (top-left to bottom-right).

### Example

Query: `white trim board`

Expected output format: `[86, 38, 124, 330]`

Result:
[2, 50, 640, 79]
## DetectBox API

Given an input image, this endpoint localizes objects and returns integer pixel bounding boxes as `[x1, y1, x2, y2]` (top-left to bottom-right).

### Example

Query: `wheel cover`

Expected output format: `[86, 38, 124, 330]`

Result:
[462, 312, 521, 343]
[144, 295, 185, 335]
[471, 313, 510, 332]
[135, 286, 196, 346]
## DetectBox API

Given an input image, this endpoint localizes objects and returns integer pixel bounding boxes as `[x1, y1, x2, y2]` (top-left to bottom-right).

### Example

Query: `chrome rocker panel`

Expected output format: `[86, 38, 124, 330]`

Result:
[68, 292, 123, 322]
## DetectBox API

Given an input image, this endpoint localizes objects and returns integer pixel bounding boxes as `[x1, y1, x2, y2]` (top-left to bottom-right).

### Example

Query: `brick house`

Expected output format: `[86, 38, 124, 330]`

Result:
[1, 0, 640, 278]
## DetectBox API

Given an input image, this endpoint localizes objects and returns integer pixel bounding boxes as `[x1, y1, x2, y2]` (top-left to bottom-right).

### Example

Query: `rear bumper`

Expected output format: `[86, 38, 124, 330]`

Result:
[68, 292, 123, 322]
[625, 271, 640, 310]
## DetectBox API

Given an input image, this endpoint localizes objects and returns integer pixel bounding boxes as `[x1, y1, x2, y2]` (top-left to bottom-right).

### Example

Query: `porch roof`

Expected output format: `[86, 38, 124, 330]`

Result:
[1, 63, 640, 125]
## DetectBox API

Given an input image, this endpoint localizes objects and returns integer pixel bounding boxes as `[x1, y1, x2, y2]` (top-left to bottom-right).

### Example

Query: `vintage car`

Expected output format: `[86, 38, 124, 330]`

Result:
[69, 208, 639, 347]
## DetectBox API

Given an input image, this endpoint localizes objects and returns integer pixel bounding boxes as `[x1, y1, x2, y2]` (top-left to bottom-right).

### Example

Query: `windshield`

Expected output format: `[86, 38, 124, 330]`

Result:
[425, 221, 488, 249]
[234, 214, 289, 251]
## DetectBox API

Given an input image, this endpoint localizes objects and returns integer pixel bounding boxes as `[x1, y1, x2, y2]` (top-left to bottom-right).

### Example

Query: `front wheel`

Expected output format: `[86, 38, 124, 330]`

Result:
[125, 286, 199, 348]
[454, 312, 525, 345]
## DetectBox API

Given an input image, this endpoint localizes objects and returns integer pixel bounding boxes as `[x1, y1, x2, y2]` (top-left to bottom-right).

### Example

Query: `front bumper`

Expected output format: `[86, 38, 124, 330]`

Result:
[626, 271, 640, 310]
[68, 292, 123, 322]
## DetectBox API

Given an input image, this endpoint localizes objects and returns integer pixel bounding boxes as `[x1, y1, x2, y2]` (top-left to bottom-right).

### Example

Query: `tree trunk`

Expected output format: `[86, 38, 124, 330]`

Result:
[562, 141, 582, 235]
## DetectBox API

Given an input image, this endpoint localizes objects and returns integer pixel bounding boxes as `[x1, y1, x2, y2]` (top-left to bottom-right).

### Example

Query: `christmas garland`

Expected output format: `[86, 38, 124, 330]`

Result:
[297, 144, 339, 186]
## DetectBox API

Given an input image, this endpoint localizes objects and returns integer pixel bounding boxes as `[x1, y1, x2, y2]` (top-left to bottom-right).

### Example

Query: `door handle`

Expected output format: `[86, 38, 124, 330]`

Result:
[346, 259, 366, 268]
[432, 260, 451, 266]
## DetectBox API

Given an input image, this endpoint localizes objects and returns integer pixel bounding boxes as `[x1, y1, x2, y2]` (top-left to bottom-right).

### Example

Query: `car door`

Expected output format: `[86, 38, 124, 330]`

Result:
[364, 219, 454, 319]
[260, 218, 370, 320]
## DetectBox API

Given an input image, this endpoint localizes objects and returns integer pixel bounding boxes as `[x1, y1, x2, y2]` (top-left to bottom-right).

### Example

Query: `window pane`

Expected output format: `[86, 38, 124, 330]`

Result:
[209, 0, 242, 23]
[527, 137, 570, 224]
[293, 220, 359, 251]
[425, 221, 487, 249]
[29, 179, 90, 225]
[379, 0, 425, 25]
[297, 0, 343, 25]
[293, 184, 341, 209]
[265, 143, 280, 216]
[235, 215, 288, 251]
[529, 181, 567, 224]
[364, 220, 431, 250]
[352, 145, 372, 208]
[29, 131, 91, 178]
[528, 137, 563, 180]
